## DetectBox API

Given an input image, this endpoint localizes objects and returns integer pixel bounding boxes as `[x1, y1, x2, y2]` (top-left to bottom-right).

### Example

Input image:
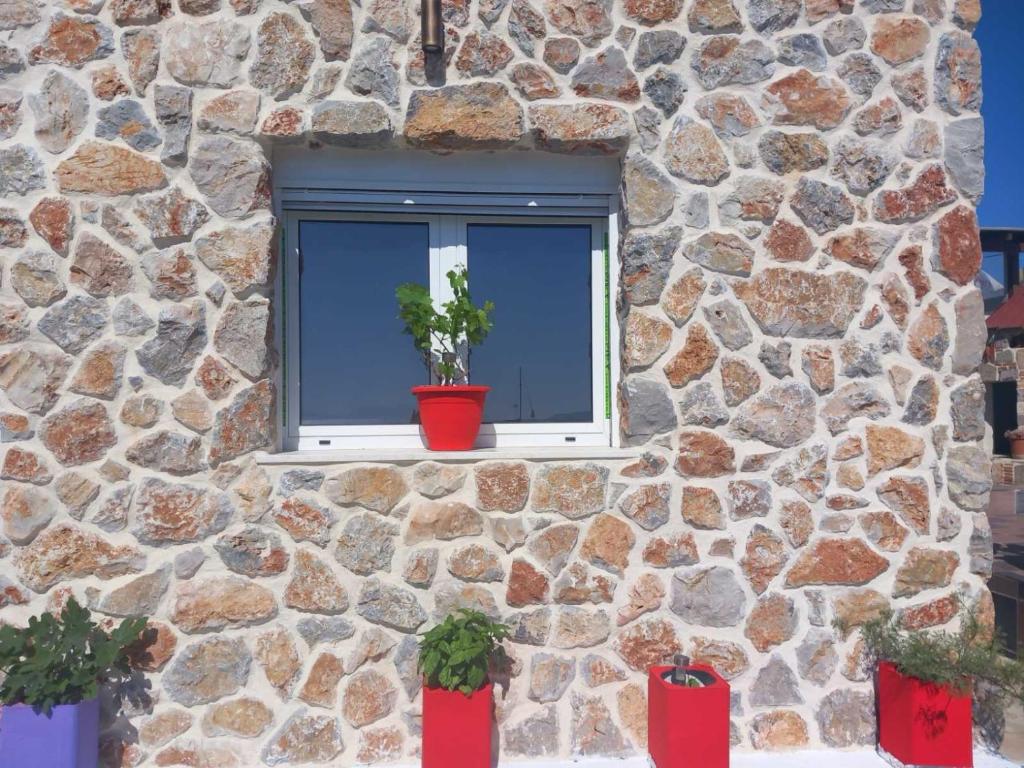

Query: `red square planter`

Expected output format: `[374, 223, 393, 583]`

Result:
[877, 661, 973, 768]
[422, 682, 493, 768]
[648, 664, 730, 768]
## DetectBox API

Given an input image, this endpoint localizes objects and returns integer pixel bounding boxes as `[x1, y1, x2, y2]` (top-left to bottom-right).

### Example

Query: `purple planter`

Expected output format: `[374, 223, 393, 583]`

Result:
[0, 698, 99, 768]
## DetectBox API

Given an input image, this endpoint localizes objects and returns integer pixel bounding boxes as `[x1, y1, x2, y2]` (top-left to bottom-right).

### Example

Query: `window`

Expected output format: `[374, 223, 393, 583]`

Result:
[283, 209, 611, 450]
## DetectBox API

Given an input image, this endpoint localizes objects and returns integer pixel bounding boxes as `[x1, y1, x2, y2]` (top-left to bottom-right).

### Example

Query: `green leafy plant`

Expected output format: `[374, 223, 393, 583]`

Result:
[396, 266, 494, 385]
[0, 598, 147, 714]
[852, 604, 1024, 701]
[417, 609, 509, 695]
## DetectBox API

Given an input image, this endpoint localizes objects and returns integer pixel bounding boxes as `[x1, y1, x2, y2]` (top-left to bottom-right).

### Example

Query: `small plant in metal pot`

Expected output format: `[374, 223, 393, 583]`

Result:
[0, 598, 147, 768]
[850, 604, 1024, 768]
[417, 609, 508, 768]
[648, 654, 730, 768]
[397, 266, 494, 451]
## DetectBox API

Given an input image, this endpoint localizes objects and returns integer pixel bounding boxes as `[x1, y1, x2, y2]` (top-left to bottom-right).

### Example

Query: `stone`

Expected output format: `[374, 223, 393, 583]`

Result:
[543, 0, 611, 45]
[214, 298, 271, 379]
[634, 30, 684, 71]
[832, 136, 896, 196]
[0, 145, 45, 197]
[274, 497, 335, 547]
[122, 28, 159, 94]
[817, 689, 876, 747]
[866, 425, 924, 476]
[28, 198, 72, 256]
[826, 228, 897, 273]
[405, 501, 483, 544]
[680, 486, 724, 530]
[163, 636, 250, 705]
[877, 476, 930, 534]
[254, 627, 301, 696]
[190, 137, 270, 219]
[838, 52, 882, 96]
[870, 15, 929, 65]
[134, 188, 208, 245]
[297, 616, 355, 647]
[1, 486, 54, 544]
[685, 232, 754, 276]
[670, 566, 745, 627]
[28, 14, 112, 67]
[334, 513, 398, 576]
[402, 548, 438, 587]
[623, 155, 675, 227]
[15, 522, 143, 592]
[860, 510, 909, 552]
[785, 538, 888, 587]
[621, 226, 680, 305]
[139, 250, 196, 301]
[341, 669, 396, 727]
[552, 562, 615, 605]
[854, 97, 903, 137]
[678, 381, 728, 427]
[448, 543, 504, 582]
[263, 711, 344, 766]
[690, 36, 774, 90]
[790, 177, 854, 234]
[529, 653, 574, 702]
[213, 525, 288, 578]
[625, 311, 672, 371]
[195, 356, 237, 401]
[664, 324, 718, 387]
[579, 513, 634, 576]
[202, 698, 273, 738]
[208, 380, 274, 464]
[740, 525, 788, 594]
[136, 302, 207, 386]
[763, 69, 850, 130]
[675, 431, 735, 477]
[132, 477, 232, 544]
[94, 99, 161, 152]
[531, 464, 607, 519]
[527, 524, 579, 576]
[662, 269, 705, 326]
[69, 234, 133, 299]
[664, 117, 729, 186]
[153, 84, 191, 166]
[356, 577, 427, 632]
[164, 19, 249, 87]
[944, 118, 984, 203]
[946, 444, 991, 512]
[11, 251, 65, 308]
[171, 576, 276, 632]
[907, 303, 948, 370]
[29, 71, 88, 154]
[874, 164, 956, 223]
[730, 381, 815, 448]
[40, 398, 116, 467]
[509, 63, 560, 101]
[613, 617, 681, 672]
[935, 32, 981, 115]
[934, 205, 982, 286]
[543, 37, 580, 73]
[746, 592, 797, 653]
[471, 462, 529, 512]
[504, 706, 559, 757]
[571, 692, 629, 757]
[750, 711, 809, 750]
[406, 83, 523, 150]
[56, 141, 165, 196]
[736, 268, 866, 338]
[507, 559, 550, 607]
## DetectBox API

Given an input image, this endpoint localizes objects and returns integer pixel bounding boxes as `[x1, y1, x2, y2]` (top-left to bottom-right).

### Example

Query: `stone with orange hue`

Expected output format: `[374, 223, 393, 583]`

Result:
[832, 589, 889, 636]
[893, 547, 957, 598]
[622, 0, 681, 24]
[202, 697, 273, 738]
[475, 462, 530, 512]
[873, 164, 956, 223]
[859, 511, 908, 552]
[56, 141, 166, 196]
[663, 324, 718, 388]
[866, 426, 924, 476]
[934, 205, 982, 286]
[15, 522, 144, 592]
[676, 431, 735, 478]
[614, 617, 681, 671]
[870, 15, 929, 65]
[825, 228, 897, 272]
[778, 499, 813, 548]
[262, 711, 344, 765]
[764, 69, 850, 130]
[543, 0, 612, 45]
[720, 357, 760, 406]
[527, 523, 579, 575]
[285, 549, 348, 614]
[357, 726, 404, 763]
[139, 710, 192, 749]
[765, 220, 814, 263]
[324, 466, 407, 513]
[736, 268, 866, 339]
[343, 669, 396, 727]
[745, 592, 796, 652]
[405, 83, 523, 149]
[617, 681, 648, 748]
[578, 514, 635, 576]
[69, 341, 125, 400]
[255, 627, 301, 698]
[935, 31, 981, 115]
[195, 356, 237, 401]
[262, 106, 304, 137]
[664, 117, 729, 185]
[40, 399, 116, 466]
[1, 485, 54, 544]
[0, 412, 33, 442]
[642, 533, 699, 570]
[662, 269, 705, 326]
[625, 313, 672, 372]
[29, 197, 73, 256]
[448, 543, 504, 582]
[274, 496, 336, 548]
[899, 594, 958, 630]
[508, 558, 550, 606]
[740, 525, 788, 595]
[552, 606, 611, 648]
[695, 92, 759, 137]
[785, 538, 888, 588]
[171, 576, 276, 632]
[29, 13, 113, 67]
[1, 446, 52, 485]
[616, 572, 664, 625]
[529, 103, 631, 154]
[531, 463, 608, 519]
[299, 652, 345, 707]
[128, 620, 177, 672]
[552, 562, 615, 604]
[510, 63, 560, 101]
[749, 711, 809, 750]
[405, 501, 483, 544]
[133, 477, 232, 544]
[907, 303, 948, 371]
[689, 637, 749, 680]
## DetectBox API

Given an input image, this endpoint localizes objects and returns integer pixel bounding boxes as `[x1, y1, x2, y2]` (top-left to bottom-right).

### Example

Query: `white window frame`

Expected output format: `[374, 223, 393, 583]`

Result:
[282, 204, 615, 451]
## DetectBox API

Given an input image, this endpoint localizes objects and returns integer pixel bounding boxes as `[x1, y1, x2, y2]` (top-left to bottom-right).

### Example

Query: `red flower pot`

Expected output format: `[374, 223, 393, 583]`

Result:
[422, 683, 493, 768]
[877, 661, 973, 768]
[648, 664, 730, 768]
[412, 385, 489, 451]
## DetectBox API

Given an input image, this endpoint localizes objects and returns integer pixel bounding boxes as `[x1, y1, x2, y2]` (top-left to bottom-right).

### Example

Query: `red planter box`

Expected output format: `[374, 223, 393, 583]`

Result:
[413, 385, 489, 451]
[877, 661, 973, 768]
[422, 682, 492, 768]
[648, 664, 729, 768]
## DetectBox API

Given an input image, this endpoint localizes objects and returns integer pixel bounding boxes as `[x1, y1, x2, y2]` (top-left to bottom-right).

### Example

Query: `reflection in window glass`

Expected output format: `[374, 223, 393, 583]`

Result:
[298, 220, 429, 425]
[981, 251, 1008, 312]
[467, 223, 593, 424]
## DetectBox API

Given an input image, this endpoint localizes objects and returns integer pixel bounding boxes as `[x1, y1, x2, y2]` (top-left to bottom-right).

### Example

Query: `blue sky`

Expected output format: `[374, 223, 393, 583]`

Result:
[977, 1, 1024, 228]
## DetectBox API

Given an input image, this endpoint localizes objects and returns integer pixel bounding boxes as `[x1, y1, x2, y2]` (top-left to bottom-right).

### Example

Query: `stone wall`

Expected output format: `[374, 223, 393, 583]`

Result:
[0, 0, 995, 764]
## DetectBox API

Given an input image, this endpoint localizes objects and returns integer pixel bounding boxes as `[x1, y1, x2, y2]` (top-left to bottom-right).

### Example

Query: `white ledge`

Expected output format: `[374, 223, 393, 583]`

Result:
[255, 446, 643, 466]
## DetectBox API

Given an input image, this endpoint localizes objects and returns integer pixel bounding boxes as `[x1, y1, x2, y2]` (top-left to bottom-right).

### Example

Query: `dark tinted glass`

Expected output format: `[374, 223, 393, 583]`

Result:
[298, 219, 429, 425]
[468, 223, 594, 424]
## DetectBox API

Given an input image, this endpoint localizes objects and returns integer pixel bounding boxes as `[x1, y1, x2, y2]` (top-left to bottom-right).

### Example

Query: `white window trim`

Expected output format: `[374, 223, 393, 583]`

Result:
[280, 199, 620, 452]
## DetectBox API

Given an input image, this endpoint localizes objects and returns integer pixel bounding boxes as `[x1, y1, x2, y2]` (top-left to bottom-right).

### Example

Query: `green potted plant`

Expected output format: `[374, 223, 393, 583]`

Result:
[1005, 426, 1024, 458]
[397, 266, 494, 450]
[418, 609, 508, 768]
[856, 605, 1024, 768]
[0, 598, 146, 768]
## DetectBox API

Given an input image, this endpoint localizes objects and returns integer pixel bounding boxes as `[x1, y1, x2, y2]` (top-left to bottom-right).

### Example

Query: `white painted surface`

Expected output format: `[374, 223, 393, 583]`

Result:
[255, 446, 643, 465]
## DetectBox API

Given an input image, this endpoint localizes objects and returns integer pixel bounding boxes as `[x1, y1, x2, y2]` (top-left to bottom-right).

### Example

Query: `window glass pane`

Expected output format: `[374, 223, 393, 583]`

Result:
[298, 219, 429, 425]
[467, 223, 594, 424]
[981, 251, 1008, 312]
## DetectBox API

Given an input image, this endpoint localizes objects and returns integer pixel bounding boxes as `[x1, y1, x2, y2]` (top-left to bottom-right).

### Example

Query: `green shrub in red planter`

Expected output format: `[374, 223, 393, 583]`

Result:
[854, 606, 1024, 768]
[418, 609, 509, 768]
[0, 598, 147, 768]
[397, 266, 494, 451]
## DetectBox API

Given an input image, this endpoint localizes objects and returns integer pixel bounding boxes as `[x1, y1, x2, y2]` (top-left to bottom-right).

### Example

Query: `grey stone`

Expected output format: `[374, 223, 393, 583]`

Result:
[838, 52, 882, 97]
[164, 19, 250, 87]
[822, 382, 891, 434]
[633, 106, 661, 152]
[817, 689, 876, 747]
[279, 469, 325, 494]
[702, 300, 753, 350]
[96, 100, 161, 151]
[643, 67, 685, 117]
[570, 692, 630, 756]
[508, 0, 544, 56]
[902, 375, 938, 425]
[92, 565, 170, 617]
[432, 581, 500, 620]
[113, 298, 153, 336]
[208, 380, 273, 464]
[140, 250, 197, 300]
[621, 226, 681, 305]
[946, 445, 991, 512]
[778, 34, 826, 71]
[356, 577, 427, 632]
[345, 37, 399, 106]
[0, 88, 21, 140]
[747, 0, 799, 33]
[529, 652, 575, 702]
[154, 84, 192, 167]
[678, 381, 728, 427]
[749, 655, 802, 706]
[951, 377, 985, 442]
[214, 526, 287, 577]
[507, 607, 551, 645]
[134, 187, 209, 245]
[622, 154, 675, 227]
[862, 0, 902, 9]
[571, 46, 639, 103]
[0, 346, 71, 415]
[684, 191, 710, 228]
[718, 177, 785, 227]
[126, 430, 204, 474]
[944, 118, 984, 202]
[214, 297, 270, 379]
[38, 295, 108, 354]
[1, 486, 53, 544]
[832, 136, 897, 196]
[12, 251, 65, 307]
[839, 340, 882, 378]
[791, 177, 855, 234]
[29, 71, 88, 154]
[163, 637, 251, 705]
[190, 137, 270, 219]
[731, 381, 815, 449]
[174, 547, 205, 579]
[620, 376, 677, 445]
[297, 616, 356, 646]
[335, 513, 398, 575]
[393, 634, 421, 700]
[122, 29, 160, 94]
[136, 302, 206, 386]
[87, 483, 128, 530]
[505, 705, 559, 757]
[758, 130, 829, 174]
[969, 512, 992, 576]
[0, 145, 46, 197]
[690, 37, 774, 90]
[311, 100, 393, 146]
[935, 32, 981, 115]
[412, 463, 466, 499]
[796, 629, 837, 686]
[772, 444, 827, 503]
[0, 46, 25, 80]
[262, 711, 343, 766]
[634, 30, 684, 70]
[823, 17, 866, 55]
[758, 341, 792, 379]
[670, 566, 746, 627]
[952, 288, 986, 375]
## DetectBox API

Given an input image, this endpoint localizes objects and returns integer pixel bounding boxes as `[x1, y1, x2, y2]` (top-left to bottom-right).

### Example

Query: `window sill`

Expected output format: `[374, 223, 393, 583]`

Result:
[255, 446, 643, 466]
